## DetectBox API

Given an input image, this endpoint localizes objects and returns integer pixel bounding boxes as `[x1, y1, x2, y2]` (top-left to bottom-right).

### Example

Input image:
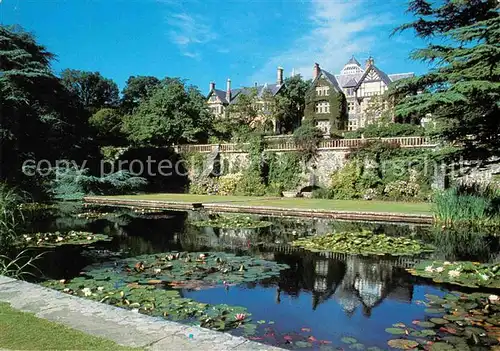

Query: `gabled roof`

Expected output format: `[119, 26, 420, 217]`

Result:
[343, 78, 358, 88]
[345, 56, 361, 67]
[355, 64, 392, 89]
[208, 88, 229, 104]
[228, 83, 284, 104]
[314, 69, 342, 92]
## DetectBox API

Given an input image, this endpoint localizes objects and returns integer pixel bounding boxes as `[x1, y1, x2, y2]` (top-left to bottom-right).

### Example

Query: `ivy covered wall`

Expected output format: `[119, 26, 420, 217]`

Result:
[304, 76, 348, 133]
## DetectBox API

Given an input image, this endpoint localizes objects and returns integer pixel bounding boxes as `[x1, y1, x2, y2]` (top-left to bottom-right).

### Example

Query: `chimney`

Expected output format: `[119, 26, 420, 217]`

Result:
[277, 66, 284, 85]
[226, 78, 231, 101]
[209, 82, 215, 92]
[365, 56, 374, 68]
[313, 63, 320, 80]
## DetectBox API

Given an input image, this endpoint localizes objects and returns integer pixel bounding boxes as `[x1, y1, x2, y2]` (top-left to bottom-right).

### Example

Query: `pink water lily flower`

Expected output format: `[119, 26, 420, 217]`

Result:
[235, 313, 246, 321]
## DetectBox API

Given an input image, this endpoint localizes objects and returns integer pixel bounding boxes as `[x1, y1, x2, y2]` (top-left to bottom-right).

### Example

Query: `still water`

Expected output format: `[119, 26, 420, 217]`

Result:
[26, 203, 500, 350]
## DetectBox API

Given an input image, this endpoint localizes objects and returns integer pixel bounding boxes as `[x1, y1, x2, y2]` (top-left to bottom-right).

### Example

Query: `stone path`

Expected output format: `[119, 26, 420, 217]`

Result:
[0, 276, 283, 350]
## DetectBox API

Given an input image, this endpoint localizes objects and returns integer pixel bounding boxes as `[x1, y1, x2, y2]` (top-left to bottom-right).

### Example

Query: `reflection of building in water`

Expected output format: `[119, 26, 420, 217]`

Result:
[274, 250, 414, 317]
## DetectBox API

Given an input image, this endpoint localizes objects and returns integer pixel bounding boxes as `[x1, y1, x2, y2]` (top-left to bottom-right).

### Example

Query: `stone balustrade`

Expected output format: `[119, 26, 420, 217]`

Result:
[176, 136, 437, 154]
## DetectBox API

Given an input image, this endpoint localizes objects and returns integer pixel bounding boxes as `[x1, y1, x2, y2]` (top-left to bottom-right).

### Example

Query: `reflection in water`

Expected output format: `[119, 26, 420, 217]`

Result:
[28, 207, 500, 349]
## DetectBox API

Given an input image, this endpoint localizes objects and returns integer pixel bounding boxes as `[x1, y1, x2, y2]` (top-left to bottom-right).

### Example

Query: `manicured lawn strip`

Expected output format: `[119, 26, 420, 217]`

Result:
[89, 194, 432, 215]
[0, 302, 137, 350]
[107, 193, 273, 203]
[242, 198, 432, 215]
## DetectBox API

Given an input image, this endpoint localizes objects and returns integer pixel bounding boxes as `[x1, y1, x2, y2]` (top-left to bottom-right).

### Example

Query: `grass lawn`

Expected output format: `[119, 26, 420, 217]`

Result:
[92, 194, 432, 215]
[0, 302, 137, 350]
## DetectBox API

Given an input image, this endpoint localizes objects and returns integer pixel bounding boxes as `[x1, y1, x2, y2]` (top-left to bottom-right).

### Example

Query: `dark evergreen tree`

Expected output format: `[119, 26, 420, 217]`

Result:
[390, 0, 499, 164]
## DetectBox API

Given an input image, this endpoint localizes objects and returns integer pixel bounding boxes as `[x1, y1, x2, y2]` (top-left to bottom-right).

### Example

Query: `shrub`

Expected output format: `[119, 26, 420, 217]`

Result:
[189, 176, 219, 195]
[218, 173, 242, 196]
[384, 180, 420, 200]
[330, 162, 362, 199]
[235, 170, 266, 196]
[293, 121, 323, 161]
[267, 152, 303, 191]
[356, 123, 424, 138]
[49, 167, 147, 200]
[312, 187, 334, 199]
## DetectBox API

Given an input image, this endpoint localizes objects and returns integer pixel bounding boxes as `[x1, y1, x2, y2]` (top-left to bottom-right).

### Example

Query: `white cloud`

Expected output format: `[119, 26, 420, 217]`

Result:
[252, 0, 395, 82]
[167, 13, 216, 58]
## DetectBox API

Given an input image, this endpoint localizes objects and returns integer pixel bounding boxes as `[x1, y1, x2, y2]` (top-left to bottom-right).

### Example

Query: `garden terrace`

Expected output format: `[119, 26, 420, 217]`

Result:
[175, 136, 436, 153]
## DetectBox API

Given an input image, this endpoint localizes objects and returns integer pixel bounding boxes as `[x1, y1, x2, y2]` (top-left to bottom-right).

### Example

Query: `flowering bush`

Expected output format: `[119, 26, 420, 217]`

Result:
[383, 180, 420, 200]
[189, 176, 219, 195]
[218, 173, 243, 196]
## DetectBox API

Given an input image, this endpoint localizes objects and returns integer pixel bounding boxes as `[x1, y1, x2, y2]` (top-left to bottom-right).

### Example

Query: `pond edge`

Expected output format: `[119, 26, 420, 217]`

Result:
[0, 275, 284, 350]
[84, 197, 433, 224]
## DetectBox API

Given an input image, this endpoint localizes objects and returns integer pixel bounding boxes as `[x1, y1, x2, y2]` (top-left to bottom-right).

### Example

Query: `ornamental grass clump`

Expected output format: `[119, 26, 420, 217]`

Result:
[292, 230, 434, 256]
[432, 185, 500, 226]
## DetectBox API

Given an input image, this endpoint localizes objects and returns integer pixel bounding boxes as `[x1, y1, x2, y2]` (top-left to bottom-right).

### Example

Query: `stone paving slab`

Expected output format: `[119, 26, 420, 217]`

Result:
[0, 276, 283, 350]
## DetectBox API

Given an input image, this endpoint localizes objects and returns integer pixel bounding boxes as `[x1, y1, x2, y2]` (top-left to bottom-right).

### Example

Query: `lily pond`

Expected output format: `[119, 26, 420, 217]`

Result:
[20, 202, 500, 350]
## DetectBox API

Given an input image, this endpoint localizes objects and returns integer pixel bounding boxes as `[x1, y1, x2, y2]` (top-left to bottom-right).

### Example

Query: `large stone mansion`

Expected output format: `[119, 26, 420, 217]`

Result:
[206, 56, 414, 134]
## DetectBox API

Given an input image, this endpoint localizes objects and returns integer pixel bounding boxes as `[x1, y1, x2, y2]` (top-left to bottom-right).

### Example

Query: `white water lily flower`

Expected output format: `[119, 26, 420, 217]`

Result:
[435, 267, 444, 273]
[63, 288, 70, 292]
[25, 237, 31, 242]
[425, 266, 434, 273]
[448, 270, 461, 278]
[489, 295, 499, 303]
[443, 261, 451, 265]
[154, 268, 161, 274]
[97, 286, 104, 292]
[86, 236, 92, 240]
[57, 236, 64, 242]
[82, 288, 92, 297]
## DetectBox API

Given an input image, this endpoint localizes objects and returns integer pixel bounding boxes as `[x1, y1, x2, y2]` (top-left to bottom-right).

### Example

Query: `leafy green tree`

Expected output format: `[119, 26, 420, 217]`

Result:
[121, 79, 212, 146]
[89, 108, 126, 145]
[274, 75, 310, 134]
[60, 69, 119, 113]
[121, 76, 161, 113]
[390, 0, 500, 163]
[226, 88, 259, 125]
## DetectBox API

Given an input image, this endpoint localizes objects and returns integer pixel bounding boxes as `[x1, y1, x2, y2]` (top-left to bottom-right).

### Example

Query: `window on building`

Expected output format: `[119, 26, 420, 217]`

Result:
[315, 86, 330, 97]
[315, 101, 329, 114]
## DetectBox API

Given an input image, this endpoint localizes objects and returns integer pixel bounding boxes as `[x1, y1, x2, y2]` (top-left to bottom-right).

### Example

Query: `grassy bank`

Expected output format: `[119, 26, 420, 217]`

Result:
[91, 194, 432, 215]
[0, 302, 136, 350]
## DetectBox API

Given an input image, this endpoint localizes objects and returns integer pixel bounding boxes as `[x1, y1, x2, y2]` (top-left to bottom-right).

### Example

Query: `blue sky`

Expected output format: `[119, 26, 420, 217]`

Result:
[0, 0, 430, 94]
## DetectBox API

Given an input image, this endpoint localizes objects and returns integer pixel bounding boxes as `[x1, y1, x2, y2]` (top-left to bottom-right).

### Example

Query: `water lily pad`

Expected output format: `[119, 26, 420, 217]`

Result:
[292, 230, 434, 256]
[366, 347, 384, 351]
[341, 337, 358, 344]
[191, 215, 272, 229]
[429, 342, 456, 351]
[430, 318, 448, 325]
[385, 328, 406, 335]
[420, 329, 437, 336]
[387, 339, 419, 349]
[413, 320, 435, 328]
[295, 341, 312, 348]
[349, 343, 365, 350]
[443, 314, 464, 321]
[426, 308, 446, 314]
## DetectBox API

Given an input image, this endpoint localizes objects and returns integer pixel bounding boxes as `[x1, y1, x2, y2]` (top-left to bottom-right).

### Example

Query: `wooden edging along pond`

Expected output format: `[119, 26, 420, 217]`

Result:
[84, 196, 434, 224]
